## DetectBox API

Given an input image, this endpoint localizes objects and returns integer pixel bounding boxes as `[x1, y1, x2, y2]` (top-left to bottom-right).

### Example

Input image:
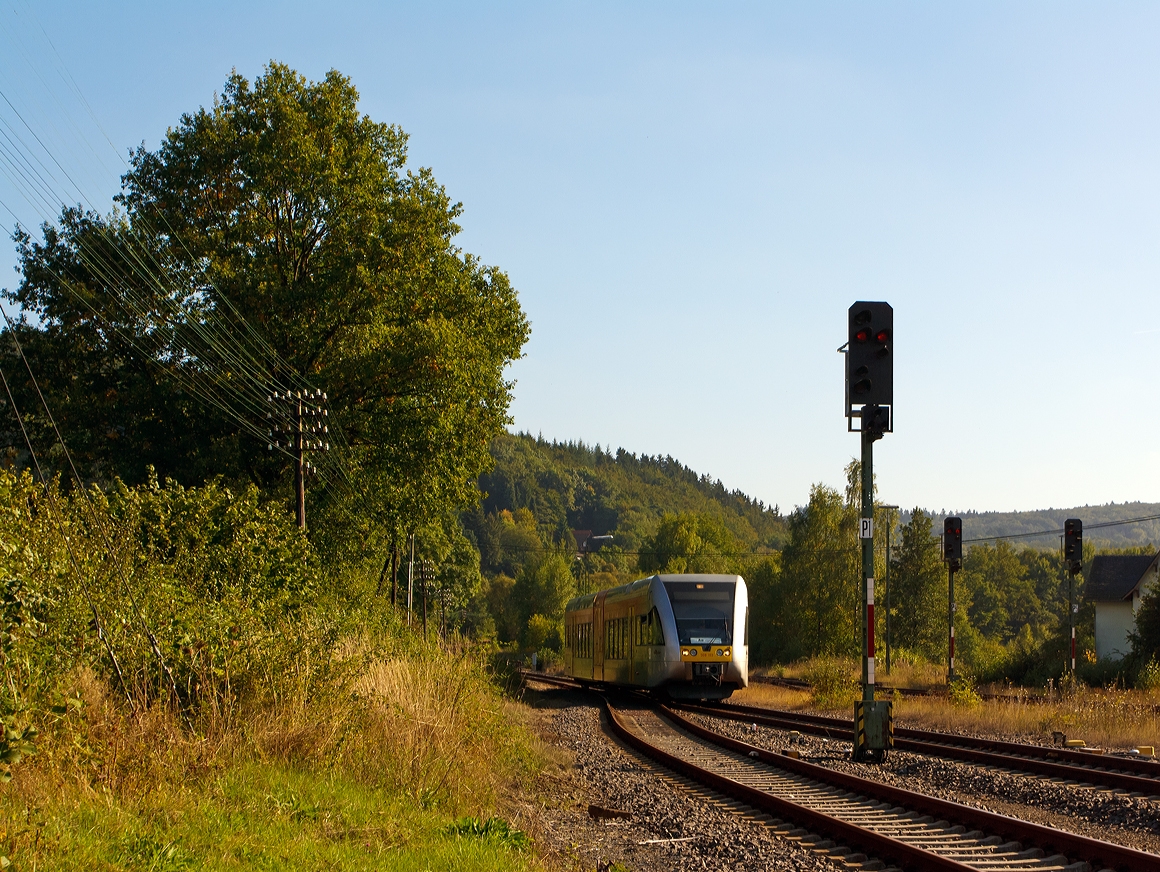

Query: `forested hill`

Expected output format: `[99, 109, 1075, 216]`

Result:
[474, 432, 1158, 555]
[471, 432, 787, 555]
[916, 503, 1160, 549]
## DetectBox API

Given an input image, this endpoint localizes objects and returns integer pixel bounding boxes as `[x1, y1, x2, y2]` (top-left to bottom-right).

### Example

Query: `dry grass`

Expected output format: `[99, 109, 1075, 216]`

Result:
[734, 682, 815, 711]
[353, 648, 538, 808]
[0, 644, 547, 869]
[892, 688, 1160, 750]
[741, 663, 1160, 749]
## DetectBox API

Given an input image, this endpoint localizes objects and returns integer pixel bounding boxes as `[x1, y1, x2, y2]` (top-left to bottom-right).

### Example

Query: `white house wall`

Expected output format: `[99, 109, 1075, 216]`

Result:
[1095, 601, 1135, 661]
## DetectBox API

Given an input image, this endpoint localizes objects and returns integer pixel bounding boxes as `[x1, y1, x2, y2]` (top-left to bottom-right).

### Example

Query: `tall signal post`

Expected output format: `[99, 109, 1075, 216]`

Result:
[843, 301, 893, 763]
[943, 517, 963, 684]
[267, 389, 330, 530]
[1064, 519, 1083, 677]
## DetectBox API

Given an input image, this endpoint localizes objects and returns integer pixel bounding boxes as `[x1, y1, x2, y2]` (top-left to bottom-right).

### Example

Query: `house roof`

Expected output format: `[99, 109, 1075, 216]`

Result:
[1086, 553, 1159, 602]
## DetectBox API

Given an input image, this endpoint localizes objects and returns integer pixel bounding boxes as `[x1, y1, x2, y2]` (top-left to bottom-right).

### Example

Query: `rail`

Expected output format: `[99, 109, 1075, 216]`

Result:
[693, 699, 1160, 795]
[609, 697, 1160, 872]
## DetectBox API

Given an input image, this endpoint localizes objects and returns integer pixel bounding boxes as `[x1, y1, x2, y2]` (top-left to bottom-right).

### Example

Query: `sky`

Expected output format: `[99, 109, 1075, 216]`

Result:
[0, 1, 1157, 514]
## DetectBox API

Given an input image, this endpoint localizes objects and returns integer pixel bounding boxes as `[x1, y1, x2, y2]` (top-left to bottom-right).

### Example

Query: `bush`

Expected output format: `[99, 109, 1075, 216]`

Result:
[949, 675, 981, 708]
[0, 469, 541, 815]
[803, 657, 857, 710]
[1135, 658, 1160, 692]
[522, 614, 561, 653]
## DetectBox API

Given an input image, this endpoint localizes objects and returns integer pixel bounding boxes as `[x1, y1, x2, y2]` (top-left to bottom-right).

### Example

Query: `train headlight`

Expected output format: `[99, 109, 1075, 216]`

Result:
[688, 649, 697, 657]
[716, 649, 724, 657]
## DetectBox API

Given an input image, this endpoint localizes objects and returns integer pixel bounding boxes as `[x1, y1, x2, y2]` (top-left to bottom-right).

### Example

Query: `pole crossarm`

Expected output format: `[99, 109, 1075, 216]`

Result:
[267, 388, 331, 529]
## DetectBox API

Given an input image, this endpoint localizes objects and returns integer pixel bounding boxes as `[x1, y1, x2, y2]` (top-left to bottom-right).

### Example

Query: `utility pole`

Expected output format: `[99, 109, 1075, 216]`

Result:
[391, 537, 399, 607]
[421, 559, 429, 640]
[440, 568, 447, 639]
[843, 301, 893, 763]
[943, 517, 962, 684]
[407, 532, 415, 626]
[267, 388, 330, 530]
[1064, 519, 1083, 678]
[880, 504, 898, 675]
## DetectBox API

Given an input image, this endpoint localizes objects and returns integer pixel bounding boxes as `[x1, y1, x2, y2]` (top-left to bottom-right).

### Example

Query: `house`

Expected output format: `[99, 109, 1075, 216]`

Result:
[1087, 553, 1159, 661]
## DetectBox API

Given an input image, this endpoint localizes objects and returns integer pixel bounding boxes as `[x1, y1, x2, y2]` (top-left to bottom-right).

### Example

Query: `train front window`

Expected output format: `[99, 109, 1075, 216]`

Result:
[663, 581, 735, 646]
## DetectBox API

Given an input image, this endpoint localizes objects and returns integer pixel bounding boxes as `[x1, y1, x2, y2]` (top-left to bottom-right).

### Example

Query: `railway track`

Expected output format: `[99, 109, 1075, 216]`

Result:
[606, 698, 1160, 872]
[688, 700, 1160, 798]
[523, 673, 1160, 797]
[520, 673, 1160, 870]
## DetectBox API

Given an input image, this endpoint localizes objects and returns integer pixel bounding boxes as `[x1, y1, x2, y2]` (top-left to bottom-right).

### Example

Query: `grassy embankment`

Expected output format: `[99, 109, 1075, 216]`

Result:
[0, 471, 551, 871]
[4, 654, 543, 870]
[745, 658, 1160, 750]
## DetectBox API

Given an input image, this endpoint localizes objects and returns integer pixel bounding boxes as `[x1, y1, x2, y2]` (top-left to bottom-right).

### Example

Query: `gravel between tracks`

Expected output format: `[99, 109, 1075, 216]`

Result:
[522, 687, 838, 871]
[686, 709, 1160, 856]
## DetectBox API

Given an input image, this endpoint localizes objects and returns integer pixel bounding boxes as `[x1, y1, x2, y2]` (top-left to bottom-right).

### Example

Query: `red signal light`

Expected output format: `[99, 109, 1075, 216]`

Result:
[876, 330, 888, 342]
[855, 328, 871, 342]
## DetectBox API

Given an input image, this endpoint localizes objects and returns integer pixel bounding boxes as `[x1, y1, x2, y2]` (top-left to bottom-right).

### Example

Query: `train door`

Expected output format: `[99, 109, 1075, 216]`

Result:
[564, 612, 573, 673]
[628, 606, 636, 684]
[593, 591, 606, 681]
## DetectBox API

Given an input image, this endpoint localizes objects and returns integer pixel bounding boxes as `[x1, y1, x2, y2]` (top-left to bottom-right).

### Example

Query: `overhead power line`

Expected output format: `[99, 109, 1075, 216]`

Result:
[963, 512, 1160, 544]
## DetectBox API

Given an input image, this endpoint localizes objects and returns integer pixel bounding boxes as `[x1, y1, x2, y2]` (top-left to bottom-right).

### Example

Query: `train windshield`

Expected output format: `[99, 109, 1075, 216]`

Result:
[663, 581, 735, 646]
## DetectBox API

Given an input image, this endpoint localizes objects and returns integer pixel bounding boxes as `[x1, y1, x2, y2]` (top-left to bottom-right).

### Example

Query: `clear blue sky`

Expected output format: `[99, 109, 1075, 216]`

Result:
[0, 2, 1157, 514]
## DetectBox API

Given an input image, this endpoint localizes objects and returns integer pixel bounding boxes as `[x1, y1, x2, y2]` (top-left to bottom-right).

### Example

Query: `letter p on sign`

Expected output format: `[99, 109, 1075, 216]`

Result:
[860, 518, 873, 540]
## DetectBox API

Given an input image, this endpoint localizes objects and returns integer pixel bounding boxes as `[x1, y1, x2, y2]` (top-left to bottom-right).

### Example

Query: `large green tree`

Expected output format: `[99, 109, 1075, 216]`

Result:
[887, 509, 945, 662]
[755, 481, 860, 661]
[638, 512, 737, 575]
[4, 63, 528, 543]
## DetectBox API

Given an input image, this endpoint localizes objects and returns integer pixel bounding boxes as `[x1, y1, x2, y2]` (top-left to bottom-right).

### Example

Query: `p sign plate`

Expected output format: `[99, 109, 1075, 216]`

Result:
[860, 518, 873, 540]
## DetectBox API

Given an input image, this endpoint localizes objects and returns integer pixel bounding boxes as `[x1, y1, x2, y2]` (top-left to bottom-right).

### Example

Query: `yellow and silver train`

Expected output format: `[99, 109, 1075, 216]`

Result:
[563, 573, 748, 700]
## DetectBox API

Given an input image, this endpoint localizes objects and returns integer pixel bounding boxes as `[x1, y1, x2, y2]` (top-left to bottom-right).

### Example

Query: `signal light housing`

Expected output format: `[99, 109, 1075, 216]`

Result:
[943, 517, 963, 564]
[1064, 519, 1083, 573]
[847, 302, 893, 410]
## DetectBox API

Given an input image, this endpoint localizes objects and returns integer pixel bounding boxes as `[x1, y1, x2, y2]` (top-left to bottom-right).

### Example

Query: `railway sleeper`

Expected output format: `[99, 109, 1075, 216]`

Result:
[603, 697, 1157, 872]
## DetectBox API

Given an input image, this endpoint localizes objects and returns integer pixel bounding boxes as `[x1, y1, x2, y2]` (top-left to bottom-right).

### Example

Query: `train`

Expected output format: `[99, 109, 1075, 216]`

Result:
[562, 573, 748, 700]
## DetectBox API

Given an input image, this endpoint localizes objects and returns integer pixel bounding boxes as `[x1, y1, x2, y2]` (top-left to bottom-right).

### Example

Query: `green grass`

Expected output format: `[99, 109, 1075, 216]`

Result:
[1, 761, 543, 871]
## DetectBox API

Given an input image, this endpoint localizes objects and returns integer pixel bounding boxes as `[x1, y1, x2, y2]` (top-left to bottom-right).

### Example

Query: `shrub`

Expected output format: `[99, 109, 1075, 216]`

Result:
[522, 614, 561, 653]
[804, 657, 857, 710]
[1135, 658, 1160, 692]
[949, 675, 981, 708]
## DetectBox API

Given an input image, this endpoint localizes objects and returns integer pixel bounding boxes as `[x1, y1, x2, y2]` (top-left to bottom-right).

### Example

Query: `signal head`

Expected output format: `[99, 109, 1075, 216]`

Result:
[847, 301, 893, 410]
[943, 516, 963, 562]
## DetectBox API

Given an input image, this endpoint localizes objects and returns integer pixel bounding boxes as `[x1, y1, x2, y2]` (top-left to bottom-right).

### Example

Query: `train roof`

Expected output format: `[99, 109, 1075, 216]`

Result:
[564, 573, 744, 612]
